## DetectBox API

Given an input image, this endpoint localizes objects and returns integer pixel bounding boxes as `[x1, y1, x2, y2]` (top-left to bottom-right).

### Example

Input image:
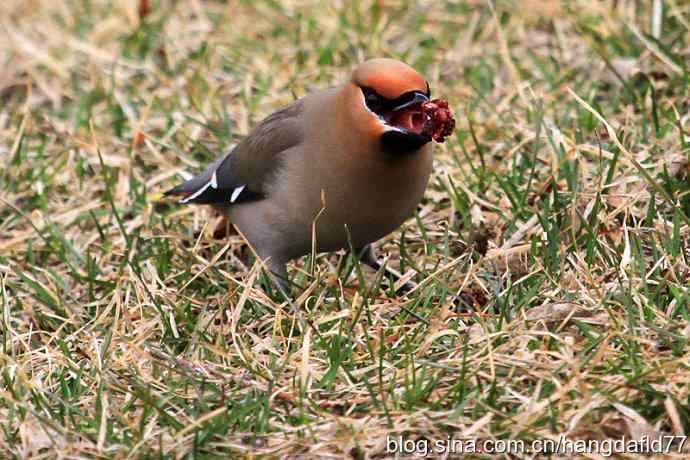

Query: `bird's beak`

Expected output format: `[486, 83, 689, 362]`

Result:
[391, 91, 429, 111]
[383, 91, 431, 137]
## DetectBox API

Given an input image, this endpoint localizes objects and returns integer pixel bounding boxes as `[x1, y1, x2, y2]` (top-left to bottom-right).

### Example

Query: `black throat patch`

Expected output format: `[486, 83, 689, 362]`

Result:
[380, 130, 431, 155]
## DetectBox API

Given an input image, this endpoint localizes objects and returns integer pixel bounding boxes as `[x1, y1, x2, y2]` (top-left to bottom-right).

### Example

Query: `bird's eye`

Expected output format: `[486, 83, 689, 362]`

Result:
[361, 87, 386, 114]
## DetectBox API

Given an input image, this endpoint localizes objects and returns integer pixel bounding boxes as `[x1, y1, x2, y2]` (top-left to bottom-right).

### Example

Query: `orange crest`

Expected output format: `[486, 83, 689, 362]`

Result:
[352, 58, 427, 100]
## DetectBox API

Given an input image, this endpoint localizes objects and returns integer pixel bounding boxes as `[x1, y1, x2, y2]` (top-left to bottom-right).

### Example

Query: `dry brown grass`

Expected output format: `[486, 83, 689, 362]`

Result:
[1, 0, 690, 458]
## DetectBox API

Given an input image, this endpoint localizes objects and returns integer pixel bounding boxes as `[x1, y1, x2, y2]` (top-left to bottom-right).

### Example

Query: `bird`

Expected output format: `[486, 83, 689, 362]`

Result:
[164, 58, 454, 298]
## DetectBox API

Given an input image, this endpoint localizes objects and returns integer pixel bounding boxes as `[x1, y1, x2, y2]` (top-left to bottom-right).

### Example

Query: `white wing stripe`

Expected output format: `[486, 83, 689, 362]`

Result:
[230, 185, 245, 203]
[179, 171, 219, 204]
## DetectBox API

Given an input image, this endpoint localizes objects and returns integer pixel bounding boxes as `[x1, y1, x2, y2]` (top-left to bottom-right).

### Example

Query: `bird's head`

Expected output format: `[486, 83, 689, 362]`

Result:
[346, 58, 433, 153]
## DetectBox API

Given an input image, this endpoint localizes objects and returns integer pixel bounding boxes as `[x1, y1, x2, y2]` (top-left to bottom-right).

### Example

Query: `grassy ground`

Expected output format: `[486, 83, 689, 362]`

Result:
[1, 0, 690, 458]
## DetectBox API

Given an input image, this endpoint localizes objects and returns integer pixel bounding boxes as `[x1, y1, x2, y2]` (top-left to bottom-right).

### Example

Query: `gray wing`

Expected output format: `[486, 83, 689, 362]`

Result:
[164, 99, 305, 205]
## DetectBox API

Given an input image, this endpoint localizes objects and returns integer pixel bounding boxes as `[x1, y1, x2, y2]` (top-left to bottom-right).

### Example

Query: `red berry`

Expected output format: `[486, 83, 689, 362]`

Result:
[421, 99, 455, 142]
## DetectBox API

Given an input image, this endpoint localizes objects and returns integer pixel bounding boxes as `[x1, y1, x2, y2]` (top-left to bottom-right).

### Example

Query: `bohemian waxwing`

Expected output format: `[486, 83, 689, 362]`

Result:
[165, 58, 454, 297]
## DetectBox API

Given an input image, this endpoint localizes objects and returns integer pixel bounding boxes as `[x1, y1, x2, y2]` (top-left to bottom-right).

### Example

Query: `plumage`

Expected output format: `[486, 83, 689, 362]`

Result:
[165, 58, 452, 295]
[165, 100, 305, 206]
[352, 58, 428, 100]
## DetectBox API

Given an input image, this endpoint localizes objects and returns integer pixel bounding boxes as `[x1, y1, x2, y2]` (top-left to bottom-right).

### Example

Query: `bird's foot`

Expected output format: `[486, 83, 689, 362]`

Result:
[356, 244, 417, 297]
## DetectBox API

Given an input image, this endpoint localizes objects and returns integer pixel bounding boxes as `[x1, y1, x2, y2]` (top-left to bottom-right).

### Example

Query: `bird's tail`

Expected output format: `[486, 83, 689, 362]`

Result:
[161, 155, 226, 202]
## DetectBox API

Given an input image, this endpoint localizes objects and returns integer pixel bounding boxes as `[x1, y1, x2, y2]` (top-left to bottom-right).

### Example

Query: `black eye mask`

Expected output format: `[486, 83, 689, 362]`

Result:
[361, 86, 430, 117]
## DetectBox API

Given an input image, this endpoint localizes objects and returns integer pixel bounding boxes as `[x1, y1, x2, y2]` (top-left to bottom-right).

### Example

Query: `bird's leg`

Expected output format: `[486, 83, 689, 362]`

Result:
[264, 260, 312, 334]
[355, 244, 416, 294]
[265, 260, 293, 303]
[272, 274, 293, 304]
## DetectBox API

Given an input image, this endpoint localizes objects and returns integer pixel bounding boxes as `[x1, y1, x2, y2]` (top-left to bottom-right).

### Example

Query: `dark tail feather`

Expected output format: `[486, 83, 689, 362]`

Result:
[162, 156, 226, 200]
[153, 180, 198, 212]
[163, 182, 193, 197]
